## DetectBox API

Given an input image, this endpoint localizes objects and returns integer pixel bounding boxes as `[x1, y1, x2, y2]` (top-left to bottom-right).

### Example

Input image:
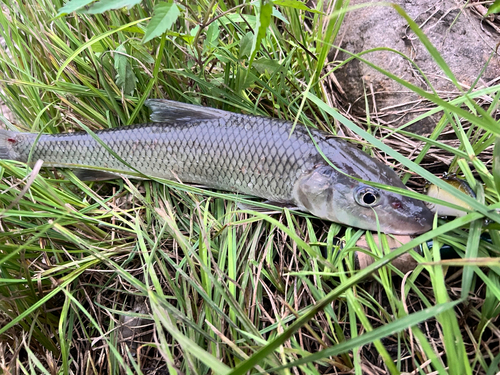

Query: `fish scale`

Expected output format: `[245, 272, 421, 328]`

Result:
[8, 116, 318, 202]
[0, 99, 434, 234]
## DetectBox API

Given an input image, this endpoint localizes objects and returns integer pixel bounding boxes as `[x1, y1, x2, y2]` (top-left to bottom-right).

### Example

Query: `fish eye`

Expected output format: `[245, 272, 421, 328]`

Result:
[354, 186, 380, 207]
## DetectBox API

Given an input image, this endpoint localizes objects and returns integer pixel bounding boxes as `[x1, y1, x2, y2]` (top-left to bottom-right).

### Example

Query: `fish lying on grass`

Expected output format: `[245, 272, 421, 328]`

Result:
[425, 176, 475, 217]
[0, 99, 433, 234]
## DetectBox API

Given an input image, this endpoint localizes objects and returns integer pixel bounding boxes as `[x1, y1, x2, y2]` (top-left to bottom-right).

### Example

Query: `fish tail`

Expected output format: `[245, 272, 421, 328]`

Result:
[0, 129, 22, 161]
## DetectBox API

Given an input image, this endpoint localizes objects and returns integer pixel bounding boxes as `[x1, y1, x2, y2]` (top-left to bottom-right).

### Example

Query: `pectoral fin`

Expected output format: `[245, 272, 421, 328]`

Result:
[73, 169, 124, 181]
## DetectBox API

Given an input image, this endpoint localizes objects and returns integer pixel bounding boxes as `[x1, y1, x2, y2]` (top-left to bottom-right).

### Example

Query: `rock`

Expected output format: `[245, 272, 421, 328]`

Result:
[330, 0, 500, 134]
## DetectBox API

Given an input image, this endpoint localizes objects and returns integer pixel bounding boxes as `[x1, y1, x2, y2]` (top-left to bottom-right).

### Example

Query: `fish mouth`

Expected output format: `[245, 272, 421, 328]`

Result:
[388, 223, 431, 235]
[388, 209, 434, 235]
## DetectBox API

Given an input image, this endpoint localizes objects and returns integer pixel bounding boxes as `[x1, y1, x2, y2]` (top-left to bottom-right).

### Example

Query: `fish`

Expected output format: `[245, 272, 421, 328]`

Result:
[0, 99, 433, 234]
[425, 176, 475, 217]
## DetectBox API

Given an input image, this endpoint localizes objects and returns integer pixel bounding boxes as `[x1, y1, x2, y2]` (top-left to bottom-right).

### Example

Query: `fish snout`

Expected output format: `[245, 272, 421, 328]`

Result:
[390, 200, 435, 235]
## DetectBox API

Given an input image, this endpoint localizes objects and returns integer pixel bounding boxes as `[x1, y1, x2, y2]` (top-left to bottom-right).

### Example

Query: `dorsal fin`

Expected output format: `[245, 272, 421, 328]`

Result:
[145, 99, 231, 123]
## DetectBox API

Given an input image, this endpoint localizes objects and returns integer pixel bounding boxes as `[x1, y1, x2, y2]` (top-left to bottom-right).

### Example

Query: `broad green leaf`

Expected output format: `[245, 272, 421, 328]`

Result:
[271, 6, 290, 24]
[84, 0, 142, 14]
[238, 32, 253, 58]
[57, 0, 94, 15]
[89, 37, 116, 53]
[218, 13, 257, 27]
[90, 43, 107, 53]
[119, 25, 145, 34]
[248, 0, 273, 68]
[253, 58, 282, 74]
[203, 21, 220, 52]
[114, 44, 137, 95]
[129, 39, 155, 64]
[273, 0, 323, 14]
[486, 0, 500, 16]
[143, 2, 181, 44]
[214, 53, 232, 63]
[175, 32, 195, 44]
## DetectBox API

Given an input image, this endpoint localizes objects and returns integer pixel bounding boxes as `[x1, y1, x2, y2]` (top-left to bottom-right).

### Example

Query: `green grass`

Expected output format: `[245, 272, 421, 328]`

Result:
[0, 0, 499, 374]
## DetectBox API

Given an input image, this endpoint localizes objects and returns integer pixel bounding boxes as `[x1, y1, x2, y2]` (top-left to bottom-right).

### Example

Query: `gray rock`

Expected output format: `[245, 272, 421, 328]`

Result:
[330, 0, 500, 133]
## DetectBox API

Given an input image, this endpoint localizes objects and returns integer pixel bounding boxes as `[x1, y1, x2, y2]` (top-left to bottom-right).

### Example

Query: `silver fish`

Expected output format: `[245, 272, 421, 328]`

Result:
[0, 99, 433, 234]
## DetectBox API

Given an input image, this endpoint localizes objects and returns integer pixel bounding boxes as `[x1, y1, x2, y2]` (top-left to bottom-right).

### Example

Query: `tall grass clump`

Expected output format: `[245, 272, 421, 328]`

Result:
[0, 0, 499, 374]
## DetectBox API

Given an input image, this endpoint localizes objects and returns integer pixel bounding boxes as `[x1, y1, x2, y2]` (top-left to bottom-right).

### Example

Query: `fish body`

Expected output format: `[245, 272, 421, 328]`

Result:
[0, 99, 433, 234]
[425, 176, 475, 217]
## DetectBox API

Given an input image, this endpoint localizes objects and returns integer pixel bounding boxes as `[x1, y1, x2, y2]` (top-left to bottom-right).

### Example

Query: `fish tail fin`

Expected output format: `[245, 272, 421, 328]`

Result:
[0, 129, 22, 161]
[145, 99, 230, 123]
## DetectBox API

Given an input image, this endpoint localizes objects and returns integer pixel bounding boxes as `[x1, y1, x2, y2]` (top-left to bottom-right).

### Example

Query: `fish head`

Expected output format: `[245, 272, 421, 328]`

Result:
[293, 165, 434, 234]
